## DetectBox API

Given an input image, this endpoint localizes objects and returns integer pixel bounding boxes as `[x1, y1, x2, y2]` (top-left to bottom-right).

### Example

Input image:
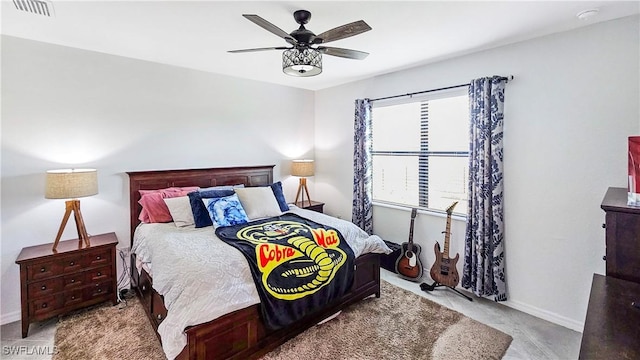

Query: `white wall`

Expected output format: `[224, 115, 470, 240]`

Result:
[2, 15, 639, 331]
[315, 16, 640, 331]
[0, 35, 315, 323]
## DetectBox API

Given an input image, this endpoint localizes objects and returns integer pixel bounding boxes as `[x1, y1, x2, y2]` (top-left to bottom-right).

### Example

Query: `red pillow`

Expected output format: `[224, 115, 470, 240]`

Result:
[138, 187, 199, 223]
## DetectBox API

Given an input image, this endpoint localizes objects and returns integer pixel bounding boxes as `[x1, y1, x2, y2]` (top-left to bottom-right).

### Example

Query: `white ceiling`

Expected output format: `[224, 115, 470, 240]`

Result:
[2, 1, 639, 90]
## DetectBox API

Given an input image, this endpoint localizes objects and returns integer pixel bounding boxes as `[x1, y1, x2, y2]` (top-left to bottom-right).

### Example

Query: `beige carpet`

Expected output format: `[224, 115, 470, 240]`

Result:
[53, 297, 165, 360]
[54, 281, 512, 360]
[263, 281, 512, 360]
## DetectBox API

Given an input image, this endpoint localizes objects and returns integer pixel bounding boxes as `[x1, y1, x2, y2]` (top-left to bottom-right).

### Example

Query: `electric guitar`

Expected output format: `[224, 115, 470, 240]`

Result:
[395, 208, 423, 281]
[429, 202, 460, 288]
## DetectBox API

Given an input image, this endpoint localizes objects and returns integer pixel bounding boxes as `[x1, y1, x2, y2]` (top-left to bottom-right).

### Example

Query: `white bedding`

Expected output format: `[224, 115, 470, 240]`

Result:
[132, 206, 391, 359]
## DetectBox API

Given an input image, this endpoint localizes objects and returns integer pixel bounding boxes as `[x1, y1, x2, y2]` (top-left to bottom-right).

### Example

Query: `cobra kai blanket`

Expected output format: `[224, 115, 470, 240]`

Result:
[215, 213, 355, 330]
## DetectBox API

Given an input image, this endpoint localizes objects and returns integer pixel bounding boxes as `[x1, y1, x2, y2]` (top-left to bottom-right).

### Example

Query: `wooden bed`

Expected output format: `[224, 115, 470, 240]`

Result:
[127, 165, 381, 359]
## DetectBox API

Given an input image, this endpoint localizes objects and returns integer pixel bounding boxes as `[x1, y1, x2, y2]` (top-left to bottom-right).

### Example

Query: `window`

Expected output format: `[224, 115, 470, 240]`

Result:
[371, 89, 469, 215]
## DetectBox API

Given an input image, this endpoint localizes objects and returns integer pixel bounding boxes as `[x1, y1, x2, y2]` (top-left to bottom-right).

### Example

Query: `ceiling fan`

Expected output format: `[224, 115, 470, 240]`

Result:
[228, 10, 372, 77]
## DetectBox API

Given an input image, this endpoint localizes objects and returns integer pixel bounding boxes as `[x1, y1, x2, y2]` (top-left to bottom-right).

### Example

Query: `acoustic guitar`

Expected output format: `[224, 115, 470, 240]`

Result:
[395, 208, 423, 281]
[429, 202, 460, 288]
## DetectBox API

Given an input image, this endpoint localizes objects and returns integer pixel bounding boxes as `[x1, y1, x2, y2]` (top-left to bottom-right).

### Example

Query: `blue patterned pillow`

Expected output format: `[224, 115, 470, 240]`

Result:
[204, 194, 249, 229]
[188, 189, 235, 228]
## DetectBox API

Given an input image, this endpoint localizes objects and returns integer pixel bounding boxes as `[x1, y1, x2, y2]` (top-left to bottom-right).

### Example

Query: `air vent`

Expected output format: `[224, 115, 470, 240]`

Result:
[13, 0, 54, 17]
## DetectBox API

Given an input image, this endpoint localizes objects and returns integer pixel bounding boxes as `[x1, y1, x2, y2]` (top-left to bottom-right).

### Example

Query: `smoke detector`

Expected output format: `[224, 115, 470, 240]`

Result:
[12, 0, 55, 17]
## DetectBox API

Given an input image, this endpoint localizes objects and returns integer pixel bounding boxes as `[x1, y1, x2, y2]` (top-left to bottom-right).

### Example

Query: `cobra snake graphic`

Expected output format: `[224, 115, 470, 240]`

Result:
[236, 221, 347, 300]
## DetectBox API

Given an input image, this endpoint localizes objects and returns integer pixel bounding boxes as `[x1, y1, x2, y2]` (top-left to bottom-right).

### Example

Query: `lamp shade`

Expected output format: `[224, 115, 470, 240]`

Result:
[291, 160, 314, 177]
[45, 169, 98, 199]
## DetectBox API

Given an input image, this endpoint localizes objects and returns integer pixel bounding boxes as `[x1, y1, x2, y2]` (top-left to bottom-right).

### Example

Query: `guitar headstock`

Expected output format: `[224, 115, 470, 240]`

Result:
[411, 208, 417, 219]
[445, 201, 458, 215]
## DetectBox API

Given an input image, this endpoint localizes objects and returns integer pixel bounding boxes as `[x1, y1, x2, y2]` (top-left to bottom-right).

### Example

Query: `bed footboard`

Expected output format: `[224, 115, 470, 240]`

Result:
[131, 252, 381, 360]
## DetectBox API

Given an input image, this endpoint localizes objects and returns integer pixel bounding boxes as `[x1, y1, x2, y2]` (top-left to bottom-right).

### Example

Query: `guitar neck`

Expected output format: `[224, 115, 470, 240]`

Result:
[407, 209, 417, 245]
[408, 218, 415, 245]
[443, 214, 452, 259]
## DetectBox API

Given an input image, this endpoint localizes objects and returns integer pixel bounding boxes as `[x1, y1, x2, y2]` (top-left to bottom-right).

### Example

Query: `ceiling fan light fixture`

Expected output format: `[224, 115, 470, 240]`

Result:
[282, 48, 322, 77]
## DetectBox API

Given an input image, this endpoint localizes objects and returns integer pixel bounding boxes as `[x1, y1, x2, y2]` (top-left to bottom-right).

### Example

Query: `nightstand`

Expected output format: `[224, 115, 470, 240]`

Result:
[294, 200, 324, 213]
[15, 232, 118, 338]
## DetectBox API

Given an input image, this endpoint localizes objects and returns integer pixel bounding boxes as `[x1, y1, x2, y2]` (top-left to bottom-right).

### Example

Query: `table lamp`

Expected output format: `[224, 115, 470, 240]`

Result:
[45, 169, 98, 250]
[291, 160, 314, 207]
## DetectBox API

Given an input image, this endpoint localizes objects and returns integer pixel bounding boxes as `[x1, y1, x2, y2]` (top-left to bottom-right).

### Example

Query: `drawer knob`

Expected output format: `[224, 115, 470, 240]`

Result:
[157, 314, 163, 320]
[70, 261, 74, 266]
[41, 285, 46, 290]
[71, 296, 76, 300]
[602, 223, 606, 229]
[96, 256, 101, 260]
[97, 272, 102, 276]
[97, 288, 102, 293]
[41, 303, 47, 308]
[603, 255, 607, 261]
[40, 267, 46, 273]
[71, 279, 75, 283]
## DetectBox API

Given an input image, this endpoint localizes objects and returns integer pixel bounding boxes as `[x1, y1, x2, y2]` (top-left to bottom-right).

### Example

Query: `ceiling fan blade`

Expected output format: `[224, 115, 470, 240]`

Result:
[228, 47, 289, 53]
[243, 14, 297, 45]
[314, 20, 371, 44]
[317, 46, 369, 60]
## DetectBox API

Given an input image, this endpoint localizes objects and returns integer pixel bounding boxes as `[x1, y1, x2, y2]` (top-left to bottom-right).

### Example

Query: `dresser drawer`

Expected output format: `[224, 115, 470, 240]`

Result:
[30, 296, 60, 320]
[27, 278, 63, 299]
[85, 265, 112, 282]
[152, 291, 167, 326]
[27, 262, 61, 281]
[139, 269, 152, 309]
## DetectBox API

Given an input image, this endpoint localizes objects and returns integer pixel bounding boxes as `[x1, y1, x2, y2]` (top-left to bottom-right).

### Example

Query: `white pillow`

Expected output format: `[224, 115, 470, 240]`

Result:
[234, 187, 283, 220]
[163, 196, 195, 227]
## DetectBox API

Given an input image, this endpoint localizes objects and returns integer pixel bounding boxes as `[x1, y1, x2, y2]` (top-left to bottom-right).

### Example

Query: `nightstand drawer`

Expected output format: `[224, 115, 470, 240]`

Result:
[63, 273, 85, 289]
[85, 280, 112, 299]
[27, 278, 63, 299]
[85, 250, 111, 267]
[61, 256, 83, 273]
[27, 263, 61, 281]
[30, 296, 60, 320]
[85, 266, 111, 282]
[63, 289, 83, 307]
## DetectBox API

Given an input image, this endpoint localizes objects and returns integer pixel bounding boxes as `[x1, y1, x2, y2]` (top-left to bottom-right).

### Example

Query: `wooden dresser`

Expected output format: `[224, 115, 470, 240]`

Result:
[600, 187, 640, 282]
[15, 232, 118, 338]
[579, 187, 640, 358]
[579, 274, 640, 359]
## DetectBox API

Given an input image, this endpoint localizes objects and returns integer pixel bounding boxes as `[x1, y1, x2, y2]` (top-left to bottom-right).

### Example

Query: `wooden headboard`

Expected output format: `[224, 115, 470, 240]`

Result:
[126, 165, 274, 246]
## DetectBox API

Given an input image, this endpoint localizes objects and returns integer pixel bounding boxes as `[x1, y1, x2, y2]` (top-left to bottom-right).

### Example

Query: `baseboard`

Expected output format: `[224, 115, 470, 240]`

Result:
[1, 310, 21, 325]
[389, 268, 584, 332]
[503, 299, 584, 333]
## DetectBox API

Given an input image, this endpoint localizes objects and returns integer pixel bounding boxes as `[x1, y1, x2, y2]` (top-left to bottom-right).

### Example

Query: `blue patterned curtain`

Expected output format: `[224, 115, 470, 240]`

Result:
[352, 99, 373, 234]
[462, 76, 507, 301]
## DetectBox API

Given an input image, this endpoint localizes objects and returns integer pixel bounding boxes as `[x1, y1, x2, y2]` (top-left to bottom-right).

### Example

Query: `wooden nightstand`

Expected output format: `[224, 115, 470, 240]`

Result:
[294, 200, 324, 213]
[15, 232, 118, 338]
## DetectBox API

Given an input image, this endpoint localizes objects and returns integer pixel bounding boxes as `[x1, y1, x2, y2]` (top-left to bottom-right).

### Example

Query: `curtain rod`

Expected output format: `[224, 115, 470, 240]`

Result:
[369, 75, 514, 102]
